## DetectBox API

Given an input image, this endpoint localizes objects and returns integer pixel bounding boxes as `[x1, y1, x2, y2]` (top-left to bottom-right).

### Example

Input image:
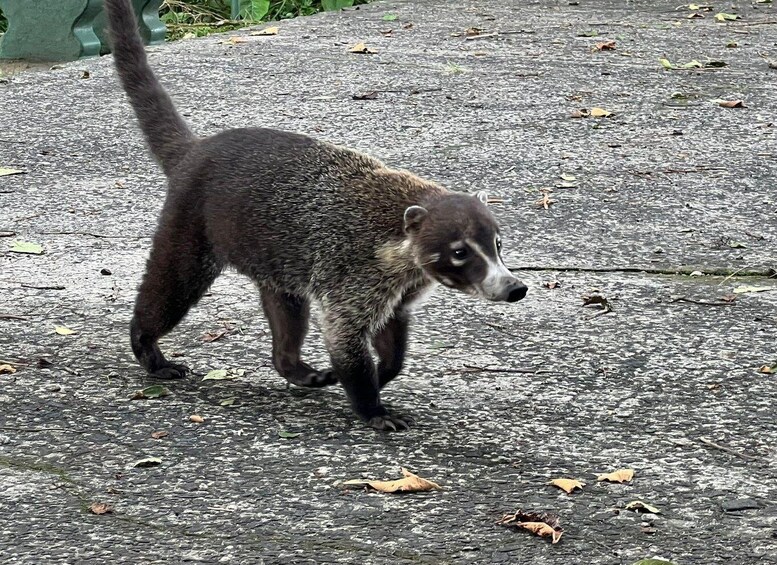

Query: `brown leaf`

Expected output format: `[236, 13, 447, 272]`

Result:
[380, 29, 393, 36]
[465, 27, 483, 36]
[720, 293, 737, 303]
[570, 108, 589, 118]
[543, 280, 561, 289]
[225, 36, 248, 45]
[89, 502, 112, 515]
[349, 42, 378, 54]
[719, 100, 744, 108]
[498, 510, 563, 544]
[352, 91, 379, 100]
[190, 414, 205, 423]
[595, 41, 616, 51]
[548, 478, 585, 494]
[342, 468, 441, 493]
[0, 364, 17, 374]
[597, 468, 634, 483]
[759, 364, 776, 374]
[202, 328, 229, 343]
[582, 293, 612, 311]
[535, 192, 556, 209]
[151, 431, 169, 440]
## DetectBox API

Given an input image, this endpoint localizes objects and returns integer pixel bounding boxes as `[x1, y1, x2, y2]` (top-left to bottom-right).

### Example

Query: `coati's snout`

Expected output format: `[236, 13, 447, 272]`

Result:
[404, 191, 527, 303]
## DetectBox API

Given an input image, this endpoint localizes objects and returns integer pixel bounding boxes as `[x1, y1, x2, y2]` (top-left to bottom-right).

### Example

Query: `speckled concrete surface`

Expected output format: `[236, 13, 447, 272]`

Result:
[1, 1, 776, 563]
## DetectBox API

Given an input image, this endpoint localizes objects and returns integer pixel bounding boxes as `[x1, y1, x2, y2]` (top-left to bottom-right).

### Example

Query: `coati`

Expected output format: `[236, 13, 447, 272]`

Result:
[104, 0, 528, 431]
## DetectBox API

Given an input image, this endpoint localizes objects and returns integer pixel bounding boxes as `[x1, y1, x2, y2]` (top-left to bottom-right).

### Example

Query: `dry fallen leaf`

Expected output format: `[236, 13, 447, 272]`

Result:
[536, 192, 556, 209]
[0, 364, 16, 374]
[625, 500, 661, 514]
[465, 27, 483, 36]
[225, 36, 248, 44]
[549, 478, 585, 494]
[190, 414, 205, 423]
[582, 294, 613, 311]
[89, 502, 112, 515]
[342, 468, 441, 493]
[543, 280, 561, 289]
[597, 468, 634, 483]
[151, 431, 169, 439]
[54, 326, 75, 336]
[718, 99, 744, 108]
[250, 26, 279, 36]
[595, 41, 616, 51]
[758, 364, 776, 374]
[498, 510, 563, 544]
[349, 42, 378, 54]
[590, 107, 613, 118]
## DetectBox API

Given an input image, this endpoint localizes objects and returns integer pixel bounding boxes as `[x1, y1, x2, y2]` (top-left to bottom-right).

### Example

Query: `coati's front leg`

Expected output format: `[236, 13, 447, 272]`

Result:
[261, 287, 337, 387]
[324, 311, 411, 431]
[373, 311, 409, 389]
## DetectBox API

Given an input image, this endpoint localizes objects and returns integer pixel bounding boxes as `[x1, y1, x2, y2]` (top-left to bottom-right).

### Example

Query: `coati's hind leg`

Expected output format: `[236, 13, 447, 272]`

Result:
[324, 310, 411, 431]
[261, 288, 337, 388]
[131, 224, 221, 380]
[373, 310, 410, 390]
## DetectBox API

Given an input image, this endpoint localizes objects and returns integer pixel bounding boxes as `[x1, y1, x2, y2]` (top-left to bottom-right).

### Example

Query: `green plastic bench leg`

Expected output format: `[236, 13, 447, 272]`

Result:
[0, 0, 102, 61]
[94, 0, 165, 55]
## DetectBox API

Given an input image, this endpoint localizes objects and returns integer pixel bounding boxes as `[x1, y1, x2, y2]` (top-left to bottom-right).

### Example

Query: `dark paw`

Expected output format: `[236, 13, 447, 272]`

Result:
[367, 414, 413, 432]
[149, 363, 189, 380]
[285, 368, 338, 388]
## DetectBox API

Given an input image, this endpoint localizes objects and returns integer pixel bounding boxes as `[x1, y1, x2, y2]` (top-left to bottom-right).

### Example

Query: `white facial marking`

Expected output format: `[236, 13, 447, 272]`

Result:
[466, 238, 514, 300]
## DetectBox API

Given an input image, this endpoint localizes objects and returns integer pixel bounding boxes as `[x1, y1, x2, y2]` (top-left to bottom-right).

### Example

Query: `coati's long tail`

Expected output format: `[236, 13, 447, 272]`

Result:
[104, 0, 194, 174]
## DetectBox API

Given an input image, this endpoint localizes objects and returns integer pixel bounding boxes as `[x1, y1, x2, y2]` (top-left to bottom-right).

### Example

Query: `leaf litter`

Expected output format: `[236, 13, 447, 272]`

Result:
[597, 468, 634, 483]
[498, 510, 563, 544]
[549, 478, 585, 494]
[342, 468, 441, 493]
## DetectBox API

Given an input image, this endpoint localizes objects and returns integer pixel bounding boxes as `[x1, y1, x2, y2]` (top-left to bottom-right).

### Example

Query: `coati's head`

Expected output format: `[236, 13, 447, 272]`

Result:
[404, 191, 528, 303]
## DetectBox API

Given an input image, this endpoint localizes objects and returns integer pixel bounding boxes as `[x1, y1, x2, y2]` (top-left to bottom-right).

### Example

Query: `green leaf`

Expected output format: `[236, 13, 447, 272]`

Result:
[680, 60, 703, 69]
[0, 167, 25, 176]
[322, 0, 355, 11]
[131, 385, 170, 400]
[632, 560, 678, 565]
[9, 241, 43, 254]
[220, 396, 237, 406]
[238, 0, 270, 21]
[203, 369, 233, 381]
[54, 326, 75, 336]
[278, 430, 301, 438]
[560, 173, 576, 181]
[728, 240, 746, 248]
[132, 456, 162, 468]
[382, 13, 398, 21]
[714, 12, 740, 21]
[659, 58, 673, 69]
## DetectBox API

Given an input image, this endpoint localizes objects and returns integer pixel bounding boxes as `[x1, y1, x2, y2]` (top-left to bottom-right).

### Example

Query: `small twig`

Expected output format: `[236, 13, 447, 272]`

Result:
[732, 20, 777, 27]
[21, 284, 66, 290]
[508, 265, 774, 277]
[698, 437, 756, 461]
[670, 297, 734, 306]
[0, 314, 29, 320]
[466, 32, 500, 40]
[39, 231, 125, 239]
[462, 364, 551, 375]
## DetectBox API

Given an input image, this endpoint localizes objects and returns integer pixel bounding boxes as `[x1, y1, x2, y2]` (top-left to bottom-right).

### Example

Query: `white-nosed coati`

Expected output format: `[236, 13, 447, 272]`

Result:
[104, 0, 527, 431]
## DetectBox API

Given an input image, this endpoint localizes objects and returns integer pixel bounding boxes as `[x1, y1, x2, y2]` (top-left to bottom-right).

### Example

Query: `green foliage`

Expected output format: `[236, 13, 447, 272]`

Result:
[161, 0, 368, 40]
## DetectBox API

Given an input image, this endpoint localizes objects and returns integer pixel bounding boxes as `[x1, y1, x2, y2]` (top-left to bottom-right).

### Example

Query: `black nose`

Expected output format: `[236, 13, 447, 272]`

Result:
[506, 283, 528, 302]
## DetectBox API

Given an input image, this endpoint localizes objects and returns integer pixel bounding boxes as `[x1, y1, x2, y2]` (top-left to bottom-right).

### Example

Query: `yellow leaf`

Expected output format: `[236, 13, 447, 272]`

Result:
[250, 26, 279, 36]
[342, 468, 441, 493]
[590, 107, 612, 118]
[349, 42, 378, 54]
[226, 36, 248, 44]
[597, 468, 634, 483]
[190, 414, 205, 423]
[0, 364, 16, 374]
[548, 478, 585, 494]
[55, 326, 75, 336]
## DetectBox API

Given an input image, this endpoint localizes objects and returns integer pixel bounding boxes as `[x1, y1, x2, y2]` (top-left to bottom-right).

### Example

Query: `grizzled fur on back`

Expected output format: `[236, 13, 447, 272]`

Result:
[104, 0, 526, 431]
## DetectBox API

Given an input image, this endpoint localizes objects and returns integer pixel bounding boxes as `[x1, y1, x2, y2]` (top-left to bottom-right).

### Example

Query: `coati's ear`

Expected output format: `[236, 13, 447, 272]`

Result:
[403, 205, 428, 234]
[475, 190, 489, 204]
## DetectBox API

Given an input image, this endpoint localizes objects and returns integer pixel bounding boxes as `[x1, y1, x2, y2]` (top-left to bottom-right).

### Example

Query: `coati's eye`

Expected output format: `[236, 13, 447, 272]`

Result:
[496, 238, 502, 253]
[452, 247, 469, 260]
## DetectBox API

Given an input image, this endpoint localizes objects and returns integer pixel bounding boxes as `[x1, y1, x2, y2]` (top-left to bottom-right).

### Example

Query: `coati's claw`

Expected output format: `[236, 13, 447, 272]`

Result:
[149, 363, 189, 380]
[368, 414, 412, 432]
[286, 368, 338, 388]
